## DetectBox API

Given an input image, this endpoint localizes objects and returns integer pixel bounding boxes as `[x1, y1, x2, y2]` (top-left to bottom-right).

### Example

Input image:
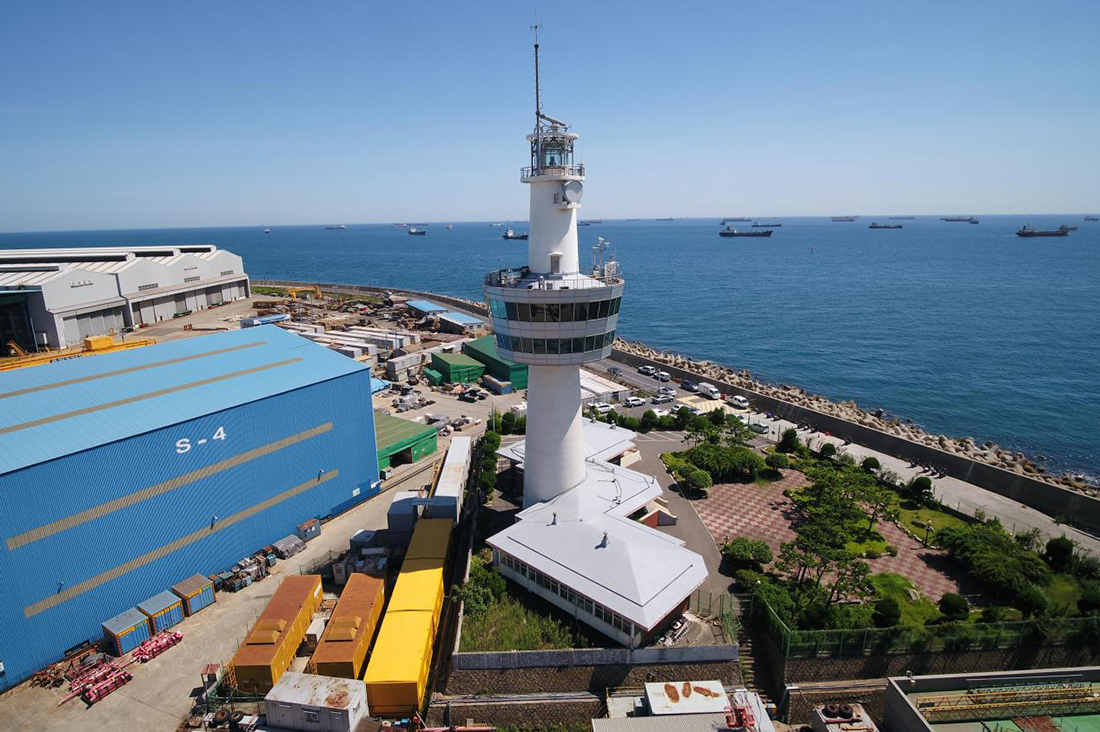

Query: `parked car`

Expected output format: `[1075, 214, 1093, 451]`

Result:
[658, 386, 677, 397]
[750, 423, 768, 434]
[651, 394, 674, 404]
[727, 395, 750, 409]
[688, 406, 705, 416]
[607, 366, 623, 377]
[625, 396, 646, 408]
[591, 402, 613, 415]
[699, 383, 721, 399]
[681, 379, 699, 393]
[655, 371, 671, 382]
[653, 409, 671, 418]
[637, 365, 657, 376]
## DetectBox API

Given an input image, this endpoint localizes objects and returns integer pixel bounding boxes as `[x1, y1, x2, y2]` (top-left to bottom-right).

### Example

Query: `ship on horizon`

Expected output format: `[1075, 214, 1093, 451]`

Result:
[1086, 215, 1099, 222]
[1017, 224, 1068, 237]
[942, 216, 976, 222]
[889, 216, 915, 220]
[831, 216, 857, 222]
[720, 227, 772, 237]
[869, 222, 903, 229]
[752, 221, 782, 228]
[723, 217, 752, 222]
[408, 227, 427, 236]
[325, 224, 346, 230]
[502, 228, 529, 240]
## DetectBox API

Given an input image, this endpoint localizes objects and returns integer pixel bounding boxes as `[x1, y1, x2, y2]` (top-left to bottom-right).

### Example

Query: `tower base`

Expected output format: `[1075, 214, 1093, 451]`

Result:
[521, 365, 587, 508]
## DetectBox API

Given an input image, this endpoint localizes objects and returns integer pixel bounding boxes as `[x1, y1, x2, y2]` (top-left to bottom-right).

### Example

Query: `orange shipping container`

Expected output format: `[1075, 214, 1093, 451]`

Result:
[230, 575, 323, 693]
[312, 573, 385, 679]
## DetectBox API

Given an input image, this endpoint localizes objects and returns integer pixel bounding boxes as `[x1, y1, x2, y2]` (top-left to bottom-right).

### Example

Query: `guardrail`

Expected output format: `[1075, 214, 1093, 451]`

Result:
[520, 164, 585, 179]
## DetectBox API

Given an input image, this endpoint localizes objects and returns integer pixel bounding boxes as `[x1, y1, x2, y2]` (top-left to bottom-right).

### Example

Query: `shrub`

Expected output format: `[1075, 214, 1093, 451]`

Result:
[937, 522, 1052, 599]
[820, 442, 837, 459]
[861, 456, 881, 472]
[938, 593, 970, 622]
[658, 415, 677, 430]
[980, 605, 1008, 623]
[683, 443, 765, 483]
[641, 409, 659, 432]
[482, 430, 502, 453]
[1046, 536, 1075, 573]
[501, 411, 517, 434]
[872, 598, 902, 627]
[1078, 583, 1100, 616]
[866, 549, 882, 559]
[623, 416, 642, 432]
[687, 467, 713, 492]
[1014, 584, 1049, 618]
[721, 537, 774, 569]
[777, 428, 801, 453]
[733, 568, 766, 590]
[886, 544, 898, 557]
[765, 452, 789, 471]
[902, 476, 934, 503]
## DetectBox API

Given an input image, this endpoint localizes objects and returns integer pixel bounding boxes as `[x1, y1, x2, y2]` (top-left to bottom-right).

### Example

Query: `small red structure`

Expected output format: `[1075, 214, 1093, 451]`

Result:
[132, 631, 183, 662]
[81, 669, 133, 705]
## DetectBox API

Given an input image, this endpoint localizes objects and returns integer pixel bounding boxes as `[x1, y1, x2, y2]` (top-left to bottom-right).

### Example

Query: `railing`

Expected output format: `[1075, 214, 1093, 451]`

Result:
[520, 163, 585, 179]
[485, 266, 530, 288]
[485, 267, 625, 290]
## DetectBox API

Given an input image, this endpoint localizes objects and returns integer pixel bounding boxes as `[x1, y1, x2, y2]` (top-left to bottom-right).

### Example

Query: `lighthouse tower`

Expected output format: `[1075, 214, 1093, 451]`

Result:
[484, 37, 624, 509]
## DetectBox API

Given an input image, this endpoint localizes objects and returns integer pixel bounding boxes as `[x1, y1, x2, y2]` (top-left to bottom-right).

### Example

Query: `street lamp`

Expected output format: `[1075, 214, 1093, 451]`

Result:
[925, 519, 933, 547]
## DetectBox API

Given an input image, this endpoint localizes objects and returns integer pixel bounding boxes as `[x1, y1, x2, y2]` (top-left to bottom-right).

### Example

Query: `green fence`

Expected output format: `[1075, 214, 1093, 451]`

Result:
[752, 594, 1100, 658]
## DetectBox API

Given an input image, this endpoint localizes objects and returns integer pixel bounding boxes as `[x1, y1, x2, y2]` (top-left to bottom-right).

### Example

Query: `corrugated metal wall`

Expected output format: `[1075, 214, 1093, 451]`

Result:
[0, 370, 378, 689]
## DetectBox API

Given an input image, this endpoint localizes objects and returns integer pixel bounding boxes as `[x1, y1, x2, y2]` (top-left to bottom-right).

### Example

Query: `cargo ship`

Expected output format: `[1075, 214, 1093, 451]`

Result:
[723, 217, 751, 222]
[325, 224, 346, 230]
[1086, 215, 1099, 222]
[831, 216, 857, 222]
[751, 221, 782, 228]
[720, 227, 772, 237]
[869, 222, 902, 229]
[1059, 224, 1078, 232]
[1016, 225, 1068, 237]
[941, 216, 976, 222]
[408, 227, 427, 236]
[889, 216, 915, 220]
[502, 228, 529, 240]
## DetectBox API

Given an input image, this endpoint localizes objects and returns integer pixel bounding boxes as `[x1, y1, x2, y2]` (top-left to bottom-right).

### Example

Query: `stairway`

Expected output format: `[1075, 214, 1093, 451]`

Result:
[737, 623, 778, 706]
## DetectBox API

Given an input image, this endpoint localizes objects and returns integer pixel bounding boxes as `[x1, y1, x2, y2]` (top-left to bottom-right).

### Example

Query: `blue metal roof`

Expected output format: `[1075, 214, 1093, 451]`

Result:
[137, 589, 181, 616]
[370, 377, 390, 393]
[102, 607, 147, 635]
[406, 299, 447, 313]
[439, 311, 483, 326]
[0, 326, 366, 475]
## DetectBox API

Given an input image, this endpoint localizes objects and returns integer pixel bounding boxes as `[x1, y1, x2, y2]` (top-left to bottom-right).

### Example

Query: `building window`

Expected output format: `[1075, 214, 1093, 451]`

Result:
[598, 299, 611, 319]
[184, 276, 200, 283]
[517, 302, 531, 322]
[506, 301, 518, 320]
[560, 302, 574, 322]
[138, 283, 159, 292]
[575, 301, 588, 321]
[220, 269, 235, 276]
[303, 709, 320, 723]
[530, 303, 547, 323]
[584, 335, 596, 352]
[612, 297, 621, 315]
[559, 338, 573, 354]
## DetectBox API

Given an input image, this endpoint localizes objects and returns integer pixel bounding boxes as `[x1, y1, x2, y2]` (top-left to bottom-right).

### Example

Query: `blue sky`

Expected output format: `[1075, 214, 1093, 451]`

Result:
[2, 1, 1098, 232]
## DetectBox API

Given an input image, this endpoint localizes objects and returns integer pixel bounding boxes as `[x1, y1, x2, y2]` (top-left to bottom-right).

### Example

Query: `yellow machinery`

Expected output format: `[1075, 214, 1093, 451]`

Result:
[287, 285, 322, 300]
[1, 335, 157, 372]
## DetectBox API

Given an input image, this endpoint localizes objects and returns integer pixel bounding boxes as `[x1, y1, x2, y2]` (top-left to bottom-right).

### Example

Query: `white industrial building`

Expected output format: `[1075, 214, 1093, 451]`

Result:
[0, 245, 249, 349]
[482, 46, 707, 648]
[264, 672, 369, 732]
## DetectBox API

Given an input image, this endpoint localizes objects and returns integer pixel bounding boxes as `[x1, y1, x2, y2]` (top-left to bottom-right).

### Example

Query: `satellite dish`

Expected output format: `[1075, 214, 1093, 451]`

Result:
[562, 181, 583, 203]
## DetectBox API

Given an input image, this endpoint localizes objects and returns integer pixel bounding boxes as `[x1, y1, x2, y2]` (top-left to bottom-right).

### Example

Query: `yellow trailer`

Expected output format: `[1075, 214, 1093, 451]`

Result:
[363, 609, 435, 716]
[405, 518, 452, 562]
[387, 557, 445, 634]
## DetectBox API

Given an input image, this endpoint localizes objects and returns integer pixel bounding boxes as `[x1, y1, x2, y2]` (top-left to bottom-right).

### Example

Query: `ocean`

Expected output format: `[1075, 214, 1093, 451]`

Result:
[3, 215, 1098, 478]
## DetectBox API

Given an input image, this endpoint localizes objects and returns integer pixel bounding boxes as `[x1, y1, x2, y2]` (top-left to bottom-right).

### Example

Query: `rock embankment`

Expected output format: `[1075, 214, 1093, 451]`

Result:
[614, 338, 1096, 496]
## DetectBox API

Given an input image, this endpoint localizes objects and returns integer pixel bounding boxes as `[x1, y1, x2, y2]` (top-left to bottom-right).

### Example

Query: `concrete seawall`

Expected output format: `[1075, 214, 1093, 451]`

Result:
[252, 279, 489, 317]
[609, 348, 1100, 535]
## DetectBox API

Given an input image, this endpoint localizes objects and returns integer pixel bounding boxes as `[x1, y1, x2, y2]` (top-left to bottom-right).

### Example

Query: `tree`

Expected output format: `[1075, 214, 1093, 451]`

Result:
[723, 415, 755, 446]
[687, 467, 712, 494]
[501, 411, 517, 434]
[641, 409, 659, 432]
[820, 443, 837, 459]
[1014, 584, 1048, 618]
[482, 430, 502, 453]
[708, 408, 726, 428]
[1046, 536, 1075, 573]
[777, 428, 801, 453]
[673, 406, 693, 430]
[872, 598, 902, 627]
[1078, 583, 1100, 616]
[861, 456, 881, 472]
[721, 537, 774, 570]
[766, 452, 789, 472]
[938, 593, 970, 622]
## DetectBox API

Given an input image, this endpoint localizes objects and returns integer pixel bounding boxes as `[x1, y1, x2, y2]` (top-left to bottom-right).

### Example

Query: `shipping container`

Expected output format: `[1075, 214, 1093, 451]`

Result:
[230, 575, 323, 693]
[349, 529, 379, 556]
[102, 607, 152, 656]
[363, 609, 436, 716]
[405, 518, 453, 562]
[430, 352, 485, 384]
[171, 574, 216, 616]
[0, 326, 379, 689]
[296, 517, 321, 542]
[387, 558, 445, 634]
[137, 590, 184, 633]
[462, 335, 528, 389]
[312, 573, 385, 679]
[273, 534, 307, 559]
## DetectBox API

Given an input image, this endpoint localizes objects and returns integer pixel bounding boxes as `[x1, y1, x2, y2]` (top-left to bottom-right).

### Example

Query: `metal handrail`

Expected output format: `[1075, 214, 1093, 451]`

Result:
[485, 267, 624, 289]
[520, 164, 585, 179]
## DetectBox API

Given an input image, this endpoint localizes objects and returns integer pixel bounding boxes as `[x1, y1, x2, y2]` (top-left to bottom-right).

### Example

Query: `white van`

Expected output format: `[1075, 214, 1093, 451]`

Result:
[728, 395, 750, 410]
[698, 383, 721, 400]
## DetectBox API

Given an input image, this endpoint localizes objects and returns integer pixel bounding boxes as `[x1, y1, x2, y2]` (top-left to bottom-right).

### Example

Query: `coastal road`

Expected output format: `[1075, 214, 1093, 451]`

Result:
[592, 359, 1100, 556]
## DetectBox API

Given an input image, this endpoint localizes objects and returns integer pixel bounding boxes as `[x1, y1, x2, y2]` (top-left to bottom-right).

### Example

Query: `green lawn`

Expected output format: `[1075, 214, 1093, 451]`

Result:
[1047, 574, 1084, 616]
[872, 572, 942, 627]
[894, 498, 972, 541]
[459, 594, 579, 652]
[846, 538, 891, 557]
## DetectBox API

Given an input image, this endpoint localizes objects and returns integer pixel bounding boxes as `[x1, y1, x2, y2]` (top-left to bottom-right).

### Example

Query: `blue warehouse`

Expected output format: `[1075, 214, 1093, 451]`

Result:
[0, 326, 379, 689]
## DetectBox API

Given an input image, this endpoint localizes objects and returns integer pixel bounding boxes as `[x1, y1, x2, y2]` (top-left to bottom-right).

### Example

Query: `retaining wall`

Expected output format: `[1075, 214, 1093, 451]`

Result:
[446, 660, 741, 695]
[452, 644, 736, 670]
[609, 348, 1100, 533]
[426, 698, 602, 728]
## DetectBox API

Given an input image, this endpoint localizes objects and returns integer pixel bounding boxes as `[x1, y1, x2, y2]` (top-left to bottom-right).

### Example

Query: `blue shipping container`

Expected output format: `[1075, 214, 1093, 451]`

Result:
[102, 607, 152, 656]
[138, 590, 184, 633]
[171, 574, 216, 616]
[0, 327, 380, 689]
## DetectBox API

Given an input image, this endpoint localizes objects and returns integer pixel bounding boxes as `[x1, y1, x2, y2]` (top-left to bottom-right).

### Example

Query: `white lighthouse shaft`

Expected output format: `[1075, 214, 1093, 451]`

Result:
[527, 180, 580, 275]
